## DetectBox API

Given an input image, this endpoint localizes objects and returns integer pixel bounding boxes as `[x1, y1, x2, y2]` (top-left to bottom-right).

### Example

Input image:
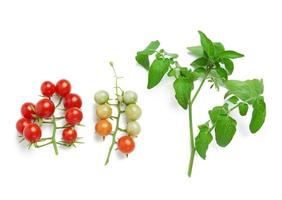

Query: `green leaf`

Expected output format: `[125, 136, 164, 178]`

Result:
[179, 68, 196, 80]
[216, 67, 228, 80]
[195, 124, 213, 159]
[143, 40, 160, 54]
[214, 42, 225, 54]
[215, 116, 237, 147]
[209, 106, 228, 124]
[249, 96, 266, 133]
[187, 46, 204, 57]
[225, 79, 264, 103]
[190, 57, 208, 68]
[135, 52, 150, 70]
[220, 58, 234, 74]
[198, 31, 215, 59]
[218, 50, 244, 59]
[135, 40, 160, 70]
[224, 91, 232, 99]
[147, 58, 170, 89]
[187, 42, 224, 58]
[228, 96, 239, 104]
[239, 102, 248, 116]
[167, 68, 176, 77]
[173, 77, 194, 109]
[193, 67, 206, 79]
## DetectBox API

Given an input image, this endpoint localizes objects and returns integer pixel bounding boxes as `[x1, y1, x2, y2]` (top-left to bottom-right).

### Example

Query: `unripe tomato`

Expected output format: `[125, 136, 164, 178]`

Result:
[63, 93, 82, 109]
[35, 99, 55, 118]
[40, 81, 56, 97]
[126, 121, 141, 137]
[65, 107, 83, 125]
[117, 136, 135, 154]
[125, 104, 142, 120]
[56, 79, 71, 97]
[21, 102, 36, 119]
[96, 104, 112, 119]
[62, 128, 77, 144]
[95, 119, 112, 136]
[94, 90, 109, 104]
[123, 91, 137, 105]
[16, 118, 31, 134]
[23, 123, 42, 143]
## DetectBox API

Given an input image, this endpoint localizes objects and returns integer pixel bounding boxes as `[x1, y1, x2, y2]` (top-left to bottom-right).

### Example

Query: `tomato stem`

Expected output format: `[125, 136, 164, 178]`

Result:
[187, 100, 195, 177]
[187, 72, 209, 177]
[51, 115, 59, 155]
[104, 62, 123, 165]
[104, 102, 122, 165]
[55, 97, 63, 108]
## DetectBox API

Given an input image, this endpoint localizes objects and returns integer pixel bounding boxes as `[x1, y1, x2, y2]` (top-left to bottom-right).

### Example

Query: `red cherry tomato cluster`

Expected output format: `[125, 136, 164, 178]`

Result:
[16, 79, 84, 154]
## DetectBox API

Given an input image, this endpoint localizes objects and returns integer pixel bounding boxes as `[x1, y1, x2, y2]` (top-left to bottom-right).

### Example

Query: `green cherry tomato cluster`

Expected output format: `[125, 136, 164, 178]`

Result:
[94, 63, 142, 165]
[16, 79, 84, 154]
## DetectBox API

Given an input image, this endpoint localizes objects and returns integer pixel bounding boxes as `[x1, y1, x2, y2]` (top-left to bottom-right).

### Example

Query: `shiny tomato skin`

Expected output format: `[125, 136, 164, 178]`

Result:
[62, 128, 77, 144]
[56, 79, 71, 97]
[95, 120, 112, 136]
[40, 81, 56, 97]
[65, 107, 83, 125]
[63, 93, 82, 109]
[23, 123, 42, 143]
[16, 118, 31, 134]
[35, 99, 55, 118]
[21, 102, 36, 119]
[117, 136, 135, 154]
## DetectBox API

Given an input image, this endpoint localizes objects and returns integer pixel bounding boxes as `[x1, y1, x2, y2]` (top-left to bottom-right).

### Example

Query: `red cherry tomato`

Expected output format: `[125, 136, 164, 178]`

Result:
[65, 107, 83, 125]
[63, 93, 82, 109]
[56, 79, 71, 97]
[40, 81, 56, 97]
[23, 123, 42, 143]
[62, 127, 77, 144]
[35, 99, 55, 118]
[117, 136, 135, 154]
[21, 102, 36, 119]
[16, 118, 31, 134]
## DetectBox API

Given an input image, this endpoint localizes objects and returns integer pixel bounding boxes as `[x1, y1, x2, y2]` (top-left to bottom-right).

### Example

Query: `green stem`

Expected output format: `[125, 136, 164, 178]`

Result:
[51, 116, 59, 155]
[104, 61, 122, 165]
[229, 103, 240, 113]
[35, 142, 52, 148]
[191, 73, 208, 105]
[187, 71, 210, 177]
[55, 97, 63, 108]
[187, 100, 195, 177]
[104, 102, 122, 165]
[118, 127, 127, 132]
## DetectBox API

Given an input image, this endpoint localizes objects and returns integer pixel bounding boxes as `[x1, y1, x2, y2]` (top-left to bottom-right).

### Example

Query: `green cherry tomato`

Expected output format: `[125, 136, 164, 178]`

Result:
[96, 104, 112, 119]
[123, 91, 138, 105]
[125, 104, 142, 120]
[94, 90, 109, 104]
[127, 121, 141, 137]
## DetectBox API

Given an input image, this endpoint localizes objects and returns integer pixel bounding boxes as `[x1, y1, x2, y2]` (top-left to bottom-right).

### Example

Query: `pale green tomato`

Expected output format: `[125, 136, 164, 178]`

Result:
[96, 104, 112, 119]
[125, 104, 141, 120]
[127, 121, 141, 137]
[123, 91, 138, 105]
[94, 90, 109, 104]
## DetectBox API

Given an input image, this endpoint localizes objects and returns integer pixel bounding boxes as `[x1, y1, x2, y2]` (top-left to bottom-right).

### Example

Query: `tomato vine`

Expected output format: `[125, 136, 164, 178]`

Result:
[135, 31, 266, 177]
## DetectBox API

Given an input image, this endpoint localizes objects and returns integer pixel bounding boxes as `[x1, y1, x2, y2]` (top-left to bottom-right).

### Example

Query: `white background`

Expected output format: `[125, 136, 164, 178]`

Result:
[0, 0, 281, 199]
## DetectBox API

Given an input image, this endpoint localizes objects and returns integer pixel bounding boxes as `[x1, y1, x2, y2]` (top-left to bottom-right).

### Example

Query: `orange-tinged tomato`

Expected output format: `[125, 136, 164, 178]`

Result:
[95, 119, 112, 136]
